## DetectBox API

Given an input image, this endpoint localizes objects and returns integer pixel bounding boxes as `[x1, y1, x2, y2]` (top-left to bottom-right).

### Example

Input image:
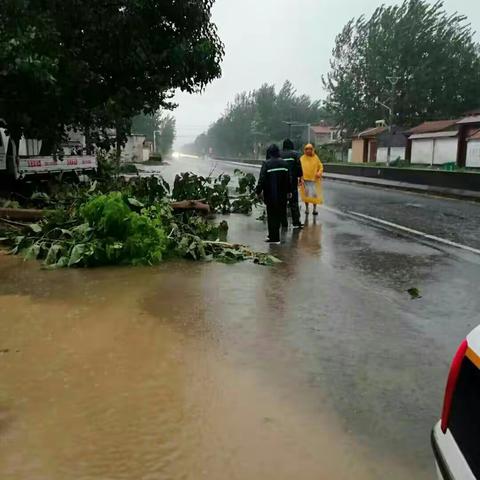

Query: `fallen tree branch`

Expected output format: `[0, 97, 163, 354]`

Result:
[170, 200, 210, 214]
[0, 199, 210, 223]
[0, 218, 27, 230]
[0, 208, 50, 222]
[203, 240, 244, 249]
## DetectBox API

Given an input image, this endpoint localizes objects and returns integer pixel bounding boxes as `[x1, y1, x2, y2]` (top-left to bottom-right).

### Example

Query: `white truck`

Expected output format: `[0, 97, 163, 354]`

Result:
[0, 127, 97, 181]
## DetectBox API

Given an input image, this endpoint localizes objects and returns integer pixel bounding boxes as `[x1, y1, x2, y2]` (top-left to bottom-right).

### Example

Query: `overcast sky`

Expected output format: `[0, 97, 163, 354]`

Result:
[173, 0, 480, 148]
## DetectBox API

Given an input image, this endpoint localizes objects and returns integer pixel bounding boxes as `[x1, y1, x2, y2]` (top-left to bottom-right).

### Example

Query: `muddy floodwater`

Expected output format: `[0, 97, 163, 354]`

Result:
[1, 194, 479, 479]
[0, 256, 413, 480]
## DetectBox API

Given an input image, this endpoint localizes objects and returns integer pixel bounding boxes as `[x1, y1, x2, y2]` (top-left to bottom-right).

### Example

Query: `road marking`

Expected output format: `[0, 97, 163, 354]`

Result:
[347, 210, 480, 256]
[211, 159, 261, 170]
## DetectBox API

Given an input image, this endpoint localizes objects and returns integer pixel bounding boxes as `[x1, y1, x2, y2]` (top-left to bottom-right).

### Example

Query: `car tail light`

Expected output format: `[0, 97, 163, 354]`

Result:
[441, 339, 468, 433]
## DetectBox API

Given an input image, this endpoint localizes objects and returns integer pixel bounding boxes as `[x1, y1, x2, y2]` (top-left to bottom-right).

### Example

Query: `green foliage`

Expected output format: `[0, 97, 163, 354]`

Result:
[156, 115, 176, 156]
[7, 168, 277, 268]
[231, 169, 261, 214]
[407, 287, 422, 300]
[235, 169, 257, 195]
[172, 172, 231, 214]
[0, 0, 223, 147]
[146, 154, 164, 165]
[0, 199, 21, 209]
[119, 164, 139, 175]
[131, 112, 176, 155]
[323, 0, 480, 132]
[16, 193, 169, 267]
[315, 146, 338, 164]
[188, 81, 332, 157]
[96, 151, 119, 179]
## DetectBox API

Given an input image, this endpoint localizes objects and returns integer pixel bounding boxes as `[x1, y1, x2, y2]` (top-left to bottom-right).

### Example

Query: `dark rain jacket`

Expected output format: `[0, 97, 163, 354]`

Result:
[281, 149, 303, 187]
[255, 157, 291, 206]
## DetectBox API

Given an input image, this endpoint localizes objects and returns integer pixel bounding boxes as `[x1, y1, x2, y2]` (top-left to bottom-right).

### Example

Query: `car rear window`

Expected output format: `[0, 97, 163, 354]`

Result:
[449, 356, 480, 477]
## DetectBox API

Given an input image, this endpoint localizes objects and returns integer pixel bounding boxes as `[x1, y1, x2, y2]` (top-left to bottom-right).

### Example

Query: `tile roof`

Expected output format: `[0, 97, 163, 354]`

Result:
[358, 126, 388, 137]
[407, 120, 459, 134]
[457, 115, 480, 125]
[409, 131, 458, 140]
[311, 125, 334, 134]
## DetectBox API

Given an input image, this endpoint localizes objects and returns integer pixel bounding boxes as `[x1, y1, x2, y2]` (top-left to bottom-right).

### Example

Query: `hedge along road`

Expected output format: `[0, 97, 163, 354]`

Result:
[0, 154, 479, 479]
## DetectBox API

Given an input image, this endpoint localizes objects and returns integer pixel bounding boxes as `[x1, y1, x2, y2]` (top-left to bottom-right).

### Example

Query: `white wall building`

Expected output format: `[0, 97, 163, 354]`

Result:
[376, 147, 406, 163]
[466, 131, 480, 168]
[120, 134, 146, 163]
[310, 125, 336, 145]
[410, 131, 458, 166]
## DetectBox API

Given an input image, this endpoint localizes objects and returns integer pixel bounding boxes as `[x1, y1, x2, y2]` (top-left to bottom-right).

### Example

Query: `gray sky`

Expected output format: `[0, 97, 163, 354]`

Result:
[173, 0, 480, 148]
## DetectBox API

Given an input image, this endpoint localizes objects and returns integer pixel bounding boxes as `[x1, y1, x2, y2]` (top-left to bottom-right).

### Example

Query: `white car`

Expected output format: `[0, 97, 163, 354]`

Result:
[432, 326, 480, 479]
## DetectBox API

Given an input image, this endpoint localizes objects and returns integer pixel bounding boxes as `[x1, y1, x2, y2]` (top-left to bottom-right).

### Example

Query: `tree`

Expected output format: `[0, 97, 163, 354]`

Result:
[132, 112, 176, 155]
[131, 114, 159, 144]
[193, 81, 330, 157]
[323, 0, 480, 132]
[0, 0, 223, 149]
[156, 115, 176, 155]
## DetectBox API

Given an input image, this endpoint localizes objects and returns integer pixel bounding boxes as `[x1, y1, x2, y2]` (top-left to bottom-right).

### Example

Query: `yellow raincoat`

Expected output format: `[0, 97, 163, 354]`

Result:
[300, 144, 324, 205]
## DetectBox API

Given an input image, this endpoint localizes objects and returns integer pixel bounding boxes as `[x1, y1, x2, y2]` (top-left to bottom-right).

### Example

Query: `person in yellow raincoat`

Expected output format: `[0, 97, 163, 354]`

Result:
[299, 144, 324, 215]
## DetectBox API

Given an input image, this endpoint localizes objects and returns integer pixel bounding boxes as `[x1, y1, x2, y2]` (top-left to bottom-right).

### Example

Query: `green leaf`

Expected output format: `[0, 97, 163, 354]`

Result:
[88, 180, 98, 193]
[24, 244, 41, 260]
[29, 223, 43, 234]
[45, 244, 63, 265]
[71, 223, 91, 236]
[31, 192, 50, 202]
[68, 244, 86, 266]
[55, 256, 69, 268]
[127, 197, 145, 208]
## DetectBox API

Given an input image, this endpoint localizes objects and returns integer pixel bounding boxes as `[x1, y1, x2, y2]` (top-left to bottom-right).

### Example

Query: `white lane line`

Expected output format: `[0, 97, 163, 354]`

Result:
[347, 211, 480, 256]
[217, 160, 261, 170]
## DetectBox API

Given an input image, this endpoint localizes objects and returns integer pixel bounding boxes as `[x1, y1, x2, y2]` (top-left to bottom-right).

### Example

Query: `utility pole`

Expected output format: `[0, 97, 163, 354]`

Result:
[386, 75, 401, 131]
[153, 130, 161, 154]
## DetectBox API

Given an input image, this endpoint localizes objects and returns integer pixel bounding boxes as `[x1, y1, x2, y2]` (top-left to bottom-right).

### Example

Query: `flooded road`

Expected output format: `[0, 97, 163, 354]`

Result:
[1, 157, 480, 479]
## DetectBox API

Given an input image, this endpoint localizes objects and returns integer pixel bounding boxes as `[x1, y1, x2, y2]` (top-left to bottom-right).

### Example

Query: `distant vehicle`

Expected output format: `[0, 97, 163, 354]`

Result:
[432, 325, 480, 479]
[0, 127, 97, 181]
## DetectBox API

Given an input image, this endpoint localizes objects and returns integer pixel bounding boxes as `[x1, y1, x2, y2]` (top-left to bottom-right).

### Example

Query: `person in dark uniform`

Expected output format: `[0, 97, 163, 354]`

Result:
[280, 138, 303, 229]
[256, 144, 291, 244]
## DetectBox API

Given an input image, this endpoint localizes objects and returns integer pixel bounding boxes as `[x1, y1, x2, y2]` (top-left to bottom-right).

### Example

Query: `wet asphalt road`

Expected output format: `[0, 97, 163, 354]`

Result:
[2, 156, 479, 479]
[178, 157, 480, 250]
[159, 156, 480, 476]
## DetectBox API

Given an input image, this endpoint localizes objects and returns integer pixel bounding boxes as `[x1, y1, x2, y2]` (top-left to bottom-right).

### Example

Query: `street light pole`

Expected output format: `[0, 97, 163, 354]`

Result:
[386, 75, 401, 130]
[153, 130, 161, 154]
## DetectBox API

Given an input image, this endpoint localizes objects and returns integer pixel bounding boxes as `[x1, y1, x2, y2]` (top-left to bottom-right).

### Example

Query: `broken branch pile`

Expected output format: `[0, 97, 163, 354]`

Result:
[0, 167, 277, 268]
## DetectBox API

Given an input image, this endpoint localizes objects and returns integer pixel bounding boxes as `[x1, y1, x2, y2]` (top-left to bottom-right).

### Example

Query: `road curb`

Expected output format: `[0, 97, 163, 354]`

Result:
[323, 173, 480, 201]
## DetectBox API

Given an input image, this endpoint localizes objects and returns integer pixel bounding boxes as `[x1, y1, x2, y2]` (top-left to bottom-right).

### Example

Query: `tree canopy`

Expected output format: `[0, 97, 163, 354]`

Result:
[0, 0, 223, 146]
[132, 112, 176, 156]
[189, 81, 332, 157]
[323, 0, 480, 132]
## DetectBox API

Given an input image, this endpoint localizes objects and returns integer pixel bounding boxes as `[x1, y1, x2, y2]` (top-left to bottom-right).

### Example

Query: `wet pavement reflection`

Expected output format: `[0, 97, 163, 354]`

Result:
[1, 157, 479, 479]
